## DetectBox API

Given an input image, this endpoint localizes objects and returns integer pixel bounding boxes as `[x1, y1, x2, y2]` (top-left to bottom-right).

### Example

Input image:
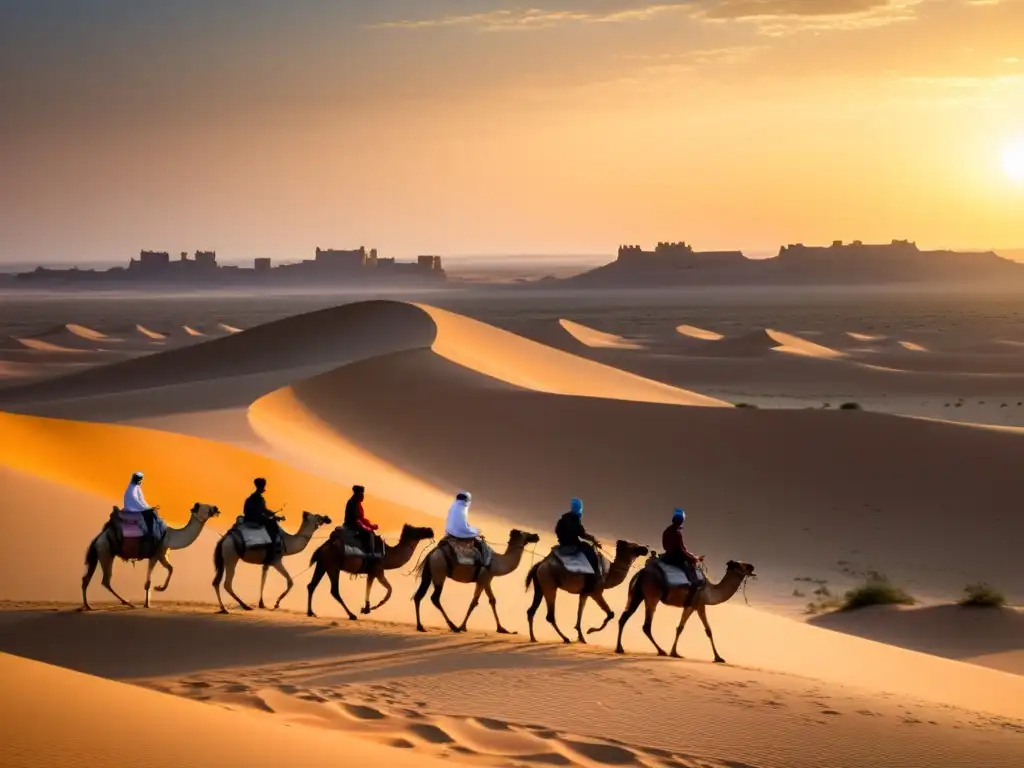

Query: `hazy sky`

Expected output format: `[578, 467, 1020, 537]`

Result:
[2, 0, 1022, 264]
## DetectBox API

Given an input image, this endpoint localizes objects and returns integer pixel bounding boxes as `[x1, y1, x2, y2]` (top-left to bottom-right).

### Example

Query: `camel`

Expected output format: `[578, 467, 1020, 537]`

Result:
[615, 557, 756, 662]
[414, 528, 540, 634]
[82, 502, 221, 611]
[212, 511, 332, 613]
[306, 524, 435, 619]
[525, 540, 649, 644]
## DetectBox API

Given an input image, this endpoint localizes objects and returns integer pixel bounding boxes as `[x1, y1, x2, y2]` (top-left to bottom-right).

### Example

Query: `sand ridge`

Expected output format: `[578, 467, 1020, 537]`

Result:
[559, 318, 645, 350]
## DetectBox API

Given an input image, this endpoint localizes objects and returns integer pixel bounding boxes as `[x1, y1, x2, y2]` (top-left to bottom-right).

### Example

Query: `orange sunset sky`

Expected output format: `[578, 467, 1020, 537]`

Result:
[1, 0, 1022, 263]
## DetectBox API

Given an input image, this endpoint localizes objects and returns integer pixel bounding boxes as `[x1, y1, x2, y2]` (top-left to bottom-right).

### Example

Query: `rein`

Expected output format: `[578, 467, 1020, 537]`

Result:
[402, 537, 437, 576]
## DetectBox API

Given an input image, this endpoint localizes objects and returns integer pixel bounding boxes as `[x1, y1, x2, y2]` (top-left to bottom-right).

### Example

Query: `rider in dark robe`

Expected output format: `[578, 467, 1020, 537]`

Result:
[555, 498, 601, 586]
[243, 478, 280, 545]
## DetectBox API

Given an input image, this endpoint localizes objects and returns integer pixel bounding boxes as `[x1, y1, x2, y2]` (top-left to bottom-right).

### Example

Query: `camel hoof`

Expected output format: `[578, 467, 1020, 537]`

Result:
[307, 612, 318, 619]
[577, 637, 587, 645]
[416, 626, 427, 633]
[347, 614, 358, 621]
[154, 586, 168, 593]
[496, 628, 513, 635]
[714, 657, 726, 664]
[657, 650, 667, 657]
[258, 602, 266, 610]
[79, 605, 92, 613]
[241, 605, 253, 612]
[217, 608, 229, 615]
[562, 638, 571, 645]
[452, 626, 465, 634]
[361, 607, 371, 615]
[615, 647, 625, 655]
[670, 651, 682, 659]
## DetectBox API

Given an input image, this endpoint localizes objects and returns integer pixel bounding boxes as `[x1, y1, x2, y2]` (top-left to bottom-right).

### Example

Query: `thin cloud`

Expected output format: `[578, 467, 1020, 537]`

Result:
[371, 5, 688, 31]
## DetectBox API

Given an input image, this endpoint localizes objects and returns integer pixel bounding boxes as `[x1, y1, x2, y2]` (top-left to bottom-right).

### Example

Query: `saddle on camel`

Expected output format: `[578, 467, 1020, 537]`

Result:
[107, 471, 167, 560]
[438, 491, 493, 578]
[327, 485, 386, 574]
[226, 478, 285, 565]
[550, 497, 604, 589]
[655, 508, 706, 604]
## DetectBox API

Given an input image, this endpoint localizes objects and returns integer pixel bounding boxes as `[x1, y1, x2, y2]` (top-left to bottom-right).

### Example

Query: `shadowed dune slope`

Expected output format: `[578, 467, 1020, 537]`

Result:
[253, 347, 1024, 600]
[0, 411, 431, 532]
[0, 301, 436, 405]
[810, 605, 1024, 675]
[0, 652, 456, 768]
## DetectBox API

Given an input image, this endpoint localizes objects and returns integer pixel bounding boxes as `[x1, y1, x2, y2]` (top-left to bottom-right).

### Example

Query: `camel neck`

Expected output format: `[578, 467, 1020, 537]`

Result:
[166, 513, 204, 551]
[490, 541, 528, 576]
[705, 569, 746, 606]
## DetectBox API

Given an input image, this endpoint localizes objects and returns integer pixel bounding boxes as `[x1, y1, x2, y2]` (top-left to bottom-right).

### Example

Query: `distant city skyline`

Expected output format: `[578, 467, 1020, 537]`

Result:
[2, 1, 1022, 264]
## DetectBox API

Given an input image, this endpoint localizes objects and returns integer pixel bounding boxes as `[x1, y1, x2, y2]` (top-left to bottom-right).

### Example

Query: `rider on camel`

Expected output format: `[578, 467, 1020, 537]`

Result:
[243, 478, 281, 548]
[555, 498, 601, 587]
[343, 485, 380, 559]
[661, 508, 704, 588]
[121, 471, 163, 541]
[444, 491, 486, 560]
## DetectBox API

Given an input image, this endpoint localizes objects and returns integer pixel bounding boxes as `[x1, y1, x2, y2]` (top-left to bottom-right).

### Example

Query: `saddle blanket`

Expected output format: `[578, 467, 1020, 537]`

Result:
[119, 521, 145, 539]
[331, 527, 382, 560]
[444, 537, 494, 568]
[234, 516, 273, 548]
[656, 560, 700, 589]
[552, 545, 602, 576]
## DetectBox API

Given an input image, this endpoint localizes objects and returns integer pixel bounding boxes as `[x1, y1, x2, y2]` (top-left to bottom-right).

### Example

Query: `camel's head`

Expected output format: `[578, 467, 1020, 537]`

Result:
[615, 540, 650, 559]
[401, 524, 435, 542]
[511, 529, 541, 546]
[190, 503, 221, 522]
[726, 560, 756, 578]
[302, 511, 332, 528]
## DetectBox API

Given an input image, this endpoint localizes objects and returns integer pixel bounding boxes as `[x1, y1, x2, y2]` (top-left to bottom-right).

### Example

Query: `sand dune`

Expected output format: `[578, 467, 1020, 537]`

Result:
[558, 318, 644, 350]
[219, 322, 243, 333]
[676, 324, 725, 341]
[766, 329, 846, 359]
[2, 606, 1023, 768]
[846, 331, 888, 342]
[183, 325, 206, 336]
[1, 651, 458, 768]
[899, 340, 928, 352]
[67, 323, 118, 342]
[15, 336, 90, 354]
[135, 324, 166, 340]
[810, 604, 1024, 675]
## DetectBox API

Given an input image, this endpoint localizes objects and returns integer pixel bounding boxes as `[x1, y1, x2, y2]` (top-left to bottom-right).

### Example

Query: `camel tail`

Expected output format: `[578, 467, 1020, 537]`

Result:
[525, 562, 540, 592]
[213, 539, 225, 586]
[627, 570, 642, 600]
[309, 542, 322, 568]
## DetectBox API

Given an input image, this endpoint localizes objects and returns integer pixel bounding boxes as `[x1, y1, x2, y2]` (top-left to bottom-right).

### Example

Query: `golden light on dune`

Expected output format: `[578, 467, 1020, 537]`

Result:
[1003, 139, 1024, 184]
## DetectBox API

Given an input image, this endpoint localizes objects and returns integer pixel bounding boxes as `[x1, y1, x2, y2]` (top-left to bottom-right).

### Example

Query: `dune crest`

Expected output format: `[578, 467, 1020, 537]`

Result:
[14, 337, 85, 354]
[557, 318, 643, 350]
[767, 329, 846, 359]
[136, 324, 166, 340]
[183, 325, 206, 336]
[847, 331, 887, 342]
[677, 324, 724, 341]
[66, 323, 118, 342]
[219, 322, 243, 333]
[899, 340, 928, 352]
[418, 304, 727, 406]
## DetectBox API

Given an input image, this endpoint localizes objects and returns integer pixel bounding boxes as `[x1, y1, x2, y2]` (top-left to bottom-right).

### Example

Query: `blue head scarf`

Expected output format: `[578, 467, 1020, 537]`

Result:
[570, 498, 583, 516]
[672, 508, 685, 525]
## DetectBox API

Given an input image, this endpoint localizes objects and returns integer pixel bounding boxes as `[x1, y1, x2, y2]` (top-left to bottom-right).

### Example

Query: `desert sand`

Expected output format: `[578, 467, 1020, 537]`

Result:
[1, 291, 1022, 767]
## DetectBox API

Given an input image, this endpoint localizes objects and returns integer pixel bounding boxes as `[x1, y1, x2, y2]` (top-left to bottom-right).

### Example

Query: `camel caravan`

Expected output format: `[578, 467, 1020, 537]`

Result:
[82, 475, 755, 662]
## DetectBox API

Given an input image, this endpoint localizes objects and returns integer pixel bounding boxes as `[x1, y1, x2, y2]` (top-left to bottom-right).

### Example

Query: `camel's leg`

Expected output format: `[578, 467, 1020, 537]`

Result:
[641, 594, 666, 657]
[544, 583, 571, 645]
[574, 594, 590, 643]
[670, 606, 695, 658]
[271, 560, 294, 610]
[458, 581, 486, 632]
[223, 555, 252, 611]
[328, 569, 358, 621]
[369, 572, 393, 612]
[99, 550, 134, 608]
[258, 564, 270, 609]
[483, 580, 512, 635]
[143, 556, 159, 608]
[697, 604, 725, 663]
[413, 563, 432, 632]
[433, 577, 461, 633]
[81, 539, 101, 611]
[306, 560, 327, 617]
[526, 570, 544, 642]
[362, 573, 375, 615]
[615, 580, 645, 654]
[586, 591, 615, 635]
[153, 552, 174, 592]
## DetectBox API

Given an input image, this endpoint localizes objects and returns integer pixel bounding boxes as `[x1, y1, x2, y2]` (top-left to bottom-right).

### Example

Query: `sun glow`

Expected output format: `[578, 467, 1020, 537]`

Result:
[1003, 139, 1024, 184]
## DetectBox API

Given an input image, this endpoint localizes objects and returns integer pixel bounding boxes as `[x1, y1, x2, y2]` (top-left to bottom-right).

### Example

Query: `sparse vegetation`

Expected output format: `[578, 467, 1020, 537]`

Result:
[959, 582, 1007, 608]
[735, 402, 758, 409]
[841, 572, 915, 610]
[839, 402, 861, 411]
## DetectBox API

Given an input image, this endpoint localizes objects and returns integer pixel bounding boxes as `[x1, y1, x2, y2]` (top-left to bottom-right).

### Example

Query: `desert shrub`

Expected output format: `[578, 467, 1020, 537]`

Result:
[959, 582, 1007, 608]
[839, 402, 861, 411]
[841, 573, 915, 610]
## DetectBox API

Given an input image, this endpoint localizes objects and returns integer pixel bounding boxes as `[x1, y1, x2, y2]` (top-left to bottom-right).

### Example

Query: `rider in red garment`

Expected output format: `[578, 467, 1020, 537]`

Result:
[344, 485, 380, 558]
